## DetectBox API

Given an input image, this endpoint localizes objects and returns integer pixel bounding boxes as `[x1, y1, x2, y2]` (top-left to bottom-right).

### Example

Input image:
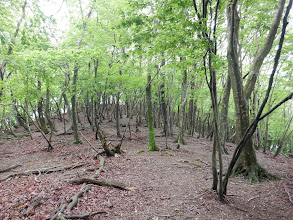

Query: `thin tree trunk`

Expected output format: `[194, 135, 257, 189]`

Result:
[175, 57, 188, 146]
[146, 73, 159, 151]
[45, 88, 56, 132]
[116, 92, 121, 137]
[71, 65, 81, 144]
[37, 81, 49, 134]
[219, 75, 230, 154]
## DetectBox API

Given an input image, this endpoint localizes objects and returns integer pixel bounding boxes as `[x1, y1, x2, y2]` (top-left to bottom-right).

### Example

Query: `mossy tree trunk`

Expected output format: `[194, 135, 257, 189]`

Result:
[146, 74, 159, 151]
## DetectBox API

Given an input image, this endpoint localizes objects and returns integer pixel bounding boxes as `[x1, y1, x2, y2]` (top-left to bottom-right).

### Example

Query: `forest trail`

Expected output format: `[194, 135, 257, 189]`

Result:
[0, 118, 292, 219]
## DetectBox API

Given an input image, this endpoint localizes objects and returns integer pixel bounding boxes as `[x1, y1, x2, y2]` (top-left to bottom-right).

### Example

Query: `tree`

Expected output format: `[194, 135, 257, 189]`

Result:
[146, 63, 160, 151]
[226, 0, 286, 181]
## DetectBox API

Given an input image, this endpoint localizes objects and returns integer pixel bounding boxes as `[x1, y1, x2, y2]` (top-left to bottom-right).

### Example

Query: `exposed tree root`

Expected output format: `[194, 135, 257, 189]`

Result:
[67, 185, 91, 210]
[232, 163, 281, 183]
[0, 164, 22, 173]
[46, 156, 108, 219]
[59, 211, 107, 219]
[0, 163, 84, 182]
[69, 177, 129, 190]
[23, 197, 43, 217]
[45, 197, 67, 220]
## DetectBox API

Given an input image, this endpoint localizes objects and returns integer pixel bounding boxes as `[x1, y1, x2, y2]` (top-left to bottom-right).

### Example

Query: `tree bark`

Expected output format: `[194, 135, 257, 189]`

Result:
[71, 65, 81, 144]
[37, 81, 49, 134]
[146, 73, 159, 151]
[244, 0, 286, 100]
[226, 0, 289, 183]
[175, 57, 188, 146]
[45, 88, 56, 132]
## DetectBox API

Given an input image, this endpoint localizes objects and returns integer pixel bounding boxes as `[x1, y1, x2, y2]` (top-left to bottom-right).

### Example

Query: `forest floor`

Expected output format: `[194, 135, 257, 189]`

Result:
[0, 116, 292, 220]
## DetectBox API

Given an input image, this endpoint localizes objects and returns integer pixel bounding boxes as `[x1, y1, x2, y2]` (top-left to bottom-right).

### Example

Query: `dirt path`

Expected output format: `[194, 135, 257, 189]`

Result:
[0, 120, 292, 219]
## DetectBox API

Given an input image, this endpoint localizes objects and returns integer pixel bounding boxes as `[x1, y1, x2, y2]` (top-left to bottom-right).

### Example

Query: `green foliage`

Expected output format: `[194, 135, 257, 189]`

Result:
[0, 0, 291, 156]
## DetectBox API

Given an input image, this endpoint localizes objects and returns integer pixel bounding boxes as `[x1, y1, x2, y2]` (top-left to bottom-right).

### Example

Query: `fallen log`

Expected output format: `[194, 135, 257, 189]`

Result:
[68, 177, 128, 190]
[0, 163, 84, 182]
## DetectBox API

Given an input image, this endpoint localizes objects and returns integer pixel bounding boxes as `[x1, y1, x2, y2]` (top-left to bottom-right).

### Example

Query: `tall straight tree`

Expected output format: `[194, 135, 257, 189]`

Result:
[146, 64, 160, 152]
[175, 57, 188, 146]
[71, 0, 97, 144]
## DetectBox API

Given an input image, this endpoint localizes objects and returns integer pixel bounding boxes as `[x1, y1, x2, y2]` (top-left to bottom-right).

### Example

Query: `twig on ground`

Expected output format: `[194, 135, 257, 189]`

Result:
[247, 196, 259, 202]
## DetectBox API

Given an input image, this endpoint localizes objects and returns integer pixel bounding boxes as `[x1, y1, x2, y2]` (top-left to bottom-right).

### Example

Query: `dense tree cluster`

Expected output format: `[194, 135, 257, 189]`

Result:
[0, 0, 292, 198]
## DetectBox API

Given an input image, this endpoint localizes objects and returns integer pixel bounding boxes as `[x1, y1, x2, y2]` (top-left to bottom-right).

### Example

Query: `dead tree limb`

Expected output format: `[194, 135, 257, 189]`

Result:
[23, 197, 42, 217]
[79, 130, 99, 154]
[92, 155, 105, 178]
[62, 211, 107, 219]
[0, 164, 22, 173]
[0, 164, 84, 182]
[47, 197, 67, 220]
[67, 185, 91, 210]
[96, 126, 123, 156]
[69, 177, 128, 190]
[64, 156, 105, 211]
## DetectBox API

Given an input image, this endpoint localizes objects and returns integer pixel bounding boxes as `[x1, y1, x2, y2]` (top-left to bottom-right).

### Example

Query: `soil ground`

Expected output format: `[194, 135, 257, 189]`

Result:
[0, 116, 292, 219]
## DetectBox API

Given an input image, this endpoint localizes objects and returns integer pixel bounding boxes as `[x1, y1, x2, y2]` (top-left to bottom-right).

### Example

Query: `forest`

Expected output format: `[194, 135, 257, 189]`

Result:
[0, 0, 292, 219]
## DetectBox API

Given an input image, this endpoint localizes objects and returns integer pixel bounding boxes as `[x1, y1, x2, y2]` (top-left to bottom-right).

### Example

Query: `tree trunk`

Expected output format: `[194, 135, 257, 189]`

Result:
[146, 74, 159, 151]
[219, 75, 230, 154]
[175, 57, 188, 146]
[71, 65, 81, 144]
[37, 81, 49, 134]
[226, 0, 285, 182]
[244, 0, 286, 100]
[116, 92, 121, 137]
[274, 115, 293, 157]
[45, 88, 56, 133]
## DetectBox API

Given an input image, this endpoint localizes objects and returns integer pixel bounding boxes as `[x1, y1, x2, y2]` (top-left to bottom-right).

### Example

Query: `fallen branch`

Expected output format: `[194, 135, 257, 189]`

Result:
[0, 163, 84, 182]
[79, 130, 99, 154]
[92, 155, 105, 178]
[69, 177, 128, 190]
[62, 211, 107, 219]
[67, 185, 91, 210]
[63, 156, 105, 211]
[96, 126, 123, 156]
[23, 197, 42, 217]
[47, 197, 67, 220]
[0, 164, 22, 173]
